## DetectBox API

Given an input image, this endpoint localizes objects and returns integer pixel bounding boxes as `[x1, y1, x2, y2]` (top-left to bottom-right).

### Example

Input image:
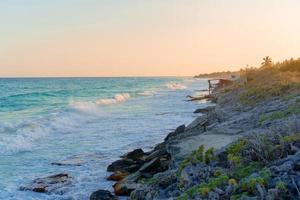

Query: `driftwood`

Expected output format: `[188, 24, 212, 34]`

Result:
[195, 89, 209, 92]
[186, 94, 215, 101]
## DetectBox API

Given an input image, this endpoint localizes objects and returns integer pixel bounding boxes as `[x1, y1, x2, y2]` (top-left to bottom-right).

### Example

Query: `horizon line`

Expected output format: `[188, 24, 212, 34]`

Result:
[0, 75, 194, 79]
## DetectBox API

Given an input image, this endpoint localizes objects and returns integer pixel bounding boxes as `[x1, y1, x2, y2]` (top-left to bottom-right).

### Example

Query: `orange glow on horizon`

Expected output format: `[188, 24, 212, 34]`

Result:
[0, 0, 300, 77]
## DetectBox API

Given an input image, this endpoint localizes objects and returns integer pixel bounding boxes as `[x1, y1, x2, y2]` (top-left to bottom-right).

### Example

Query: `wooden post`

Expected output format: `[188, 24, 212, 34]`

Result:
[208, 80, 211, 94]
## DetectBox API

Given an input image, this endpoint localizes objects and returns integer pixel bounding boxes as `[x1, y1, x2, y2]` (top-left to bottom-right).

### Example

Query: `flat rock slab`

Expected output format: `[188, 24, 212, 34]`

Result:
[173, 133, 239, 161]
[20, 173, 72, 194]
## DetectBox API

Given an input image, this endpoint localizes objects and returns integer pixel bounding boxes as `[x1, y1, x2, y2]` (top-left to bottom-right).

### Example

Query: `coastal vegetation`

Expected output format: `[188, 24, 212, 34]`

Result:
[238, 57, 300, 105]
[194, 71, 239, 79]
[120, 57, 300, 200]
[176, 130, 300, 200]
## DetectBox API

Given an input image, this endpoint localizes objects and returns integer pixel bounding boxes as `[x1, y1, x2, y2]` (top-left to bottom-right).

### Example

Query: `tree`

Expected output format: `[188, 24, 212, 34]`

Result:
[261, 56, 272, 68]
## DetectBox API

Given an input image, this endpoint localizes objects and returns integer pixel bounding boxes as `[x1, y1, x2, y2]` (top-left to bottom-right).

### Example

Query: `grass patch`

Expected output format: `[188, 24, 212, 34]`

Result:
[178, 146, 215, 173]
[177, 174, 229, 200]
[238, 64, 300, 105]
[230, 162, 262, 180]
[239, 168, 271, 193]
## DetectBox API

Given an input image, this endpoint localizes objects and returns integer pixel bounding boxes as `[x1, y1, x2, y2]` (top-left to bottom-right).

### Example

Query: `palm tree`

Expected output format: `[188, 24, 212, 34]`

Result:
[261, 56, 272, 68]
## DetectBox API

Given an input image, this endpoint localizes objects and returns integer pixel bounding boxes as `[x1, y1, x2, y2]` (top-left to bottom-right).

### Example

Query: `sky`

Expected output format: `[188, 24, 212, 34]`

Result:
[0, 0, 300, 77]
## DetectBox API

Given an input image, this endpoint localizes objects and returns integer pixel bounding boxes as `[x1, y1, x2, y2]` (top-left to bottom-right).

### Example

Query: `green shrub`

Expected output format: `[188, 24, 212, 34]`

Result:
[231, 162, 262, 180]
[178, 146, 216, 173]
[227, 139, 246, 166]
[204, 147, 215, 164]
[176, 174, 229, 199]
[276, 181, 287, 192]
[178, 145, 204, 173]
[239, 168, 271, 193]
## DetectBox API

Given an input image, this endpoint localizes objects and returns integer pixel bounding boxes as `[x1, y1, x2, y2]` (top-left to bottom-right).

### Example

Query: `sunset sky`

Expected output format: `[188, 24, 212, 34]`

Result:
[0, 0, 300, 77]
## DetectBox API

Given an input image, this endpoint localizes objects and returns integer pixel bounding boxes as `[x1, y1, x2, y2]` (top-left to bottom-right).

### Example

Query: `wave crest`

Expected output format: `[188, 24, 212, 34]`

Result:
[166, 83, 187, 90]
[96, 93, 130, 105]
[69, 100, 102, 115]
[0, 121, 50, 155]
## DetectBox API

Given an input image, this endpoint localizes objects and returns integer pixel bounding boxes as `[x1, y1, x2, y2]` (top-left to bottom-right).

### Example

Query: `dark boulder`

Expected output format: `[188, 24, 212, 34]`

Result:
[114, 182, 140, 196]
[193, 106, 215, 114]
[140, 157, 170, 176]
[145, 148, 168, 162]
[121, 148, 146, 160]
[139, 158, 161, 174]
[165, 125, 185, 141]
[154, 142, 166, 151]
[107, 170, 129, 181]
[90, 189, 117, 200]
[107, 159, 141, 173]
[20, 173, 71, 194]
[113, 172, 142, 196]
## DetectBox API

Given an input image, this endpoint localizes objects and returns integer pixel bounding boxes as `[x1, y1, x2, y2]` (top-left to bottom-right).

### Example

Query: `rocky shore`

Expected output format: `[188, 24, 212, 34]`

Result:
[91, 70, 300, 199]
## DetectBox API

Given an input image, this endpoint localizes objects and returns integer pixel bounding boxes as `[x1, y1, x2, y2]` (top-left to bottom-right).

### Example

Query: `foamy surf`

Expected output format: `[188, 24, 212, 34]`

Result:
[138, 90, 156, 96]
[96, 93, 130, 105]
[166, 82, 187, 90]
[0, 121, 50, 155]
[69, 100, 102, 115]
[0, 77, 207, 200]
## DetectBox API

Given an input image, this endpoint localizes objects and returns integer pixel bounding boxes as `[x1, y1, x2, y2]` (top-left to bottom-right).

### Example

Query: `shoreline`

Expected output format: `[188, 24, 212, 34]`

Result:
[16, 69, 300, 200]
[92, 86, 237, 199]
[92, 73, 300, 199]
[15, 78, 205, 199]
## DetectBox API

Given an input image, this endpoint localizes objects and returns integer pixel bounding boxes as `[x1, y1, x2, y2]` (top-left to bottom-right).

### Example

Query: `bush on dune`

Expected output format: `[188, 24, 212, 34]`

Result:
[238, 58, 300, 105]
[276, 58, 300, 72]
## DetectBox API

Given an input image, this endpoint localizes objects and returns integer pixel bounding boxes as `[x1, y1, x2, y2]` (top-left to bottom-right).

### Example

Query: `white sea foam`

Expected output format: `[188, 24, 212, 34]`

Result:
[138, 90, 156, 96]
[96, 93, 130, 105]
[166, 82, 187, 90]
[0, 121, 50, 155]
[0, 103, 105, 155]
[69, 100, 102, 115]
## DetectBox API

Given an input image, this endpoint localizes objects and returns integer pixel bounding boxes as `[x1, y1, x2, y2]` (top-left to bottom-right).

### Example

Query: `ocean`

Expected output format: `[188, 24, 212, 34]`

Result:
[0, 77, 208, 200]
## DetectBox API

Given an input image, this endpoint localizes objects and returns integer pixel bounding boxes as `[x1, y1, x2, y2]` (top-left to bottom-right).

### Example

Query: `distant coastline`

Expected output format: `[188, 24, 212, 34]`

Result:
[194, 71, 240, 79]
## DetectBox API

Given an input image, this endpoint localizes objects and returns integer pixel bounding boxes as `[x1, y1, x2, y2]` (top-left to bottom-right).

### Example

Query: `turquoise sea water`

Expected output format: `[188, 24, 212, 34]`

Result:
[0, 77, 208, 200]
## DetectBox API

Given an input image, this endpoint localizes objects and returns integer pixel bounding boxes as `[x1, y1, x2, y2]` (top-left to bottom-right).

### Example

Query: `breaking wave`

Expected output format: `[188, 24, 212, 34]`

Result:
[166, 82, 187, 90]
[0, 121, 51, 155]
[96, 93, 130, 105]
